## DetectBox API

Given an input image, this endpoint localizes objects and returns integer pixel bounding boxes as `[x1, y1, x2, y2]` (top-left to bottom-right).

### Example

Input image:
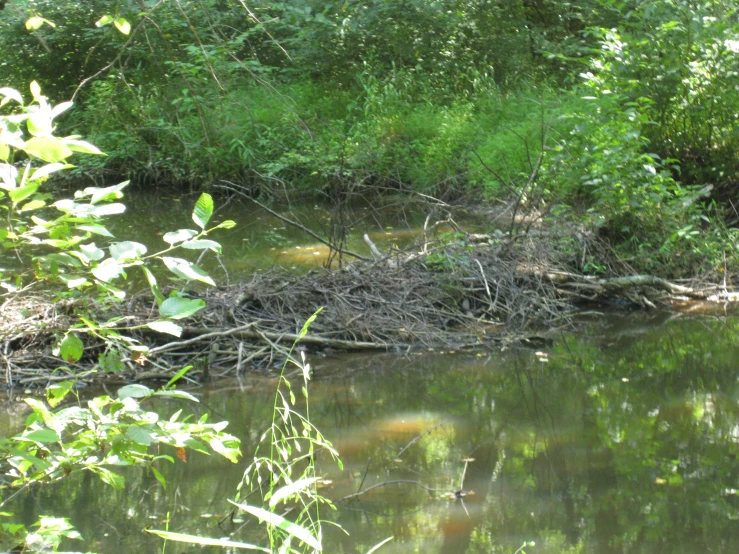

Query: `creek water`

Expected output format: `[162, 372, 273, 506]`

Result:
[4, 309, 739, 553]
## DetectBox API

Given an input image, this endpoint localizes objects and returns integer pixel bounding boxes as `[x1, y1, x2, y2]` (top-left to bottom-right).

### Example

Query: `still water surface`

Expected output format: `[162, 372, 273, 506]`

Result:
[6, 309, 739, 553]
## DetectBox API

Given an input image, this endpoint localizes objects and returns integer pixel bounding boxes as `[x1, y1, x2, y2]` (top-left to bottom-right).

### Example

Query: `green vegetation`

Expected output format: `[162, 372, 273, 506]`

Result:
[2, 0, 737, 275]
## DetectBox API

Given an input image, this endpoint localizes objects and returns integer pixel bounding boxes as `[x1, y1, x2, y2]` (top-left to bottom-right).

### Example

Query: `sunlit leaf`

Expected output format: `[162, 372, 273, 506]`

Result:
[162, 257, 215, 285]
[153, 390, 199, 402]
[192, 193, 214, 229]
[64, 138, 103, 155]
[142, 266, 165, 305]
[269, 477, 320, 507]
[117, 384, 152, 399]
[110, 241, 147, 261]
[159, 297, 206, 319]
[215, 220, 237, 230]
[25, 16, 55, 30]
[75, 224, 114, 238]
[145, 530, 270, 552]
[229, 502, 322, 551]
[30, 162, 68, 181]
[114, 17, 131, 35]
[182, 239, 222, 253]
[19, 199, 45, 212]
[126, 426, 154, 446]
[23, 136, 73, 163]
[46, 381, 75, 408]
[0, 87, 23, 106]
[147, 320, 183, 337]
[15, 429, 60, 443]
[60, 334, 84, 363]
[95, 15, 114, 27]
[163, 229, 197, 245]
[92, 258, 125, 283]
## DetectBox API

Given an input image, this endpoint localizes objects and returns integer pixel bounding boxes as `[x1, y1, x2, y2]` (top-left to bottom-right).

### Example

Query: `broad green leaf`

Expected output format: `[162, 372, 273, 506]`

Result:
[15, 429, 60, 443]
[269, 477, 320, 507]
[0, 162, 17, 190]
[95, 280, 126, 300]
[96, 15, 114, 27]
[147, 320, 183, 337]
[163, 229, 197, 245]
[117, 384, 152, 399]
[0, 142, 9, 161]
[60, 334, 84, 363]
[192, 193, 214, 229]
[91, 467, 125, 489]
[5, 446, 51, 470]
[92, 258, 125, 282]
[159, 297, 206, 319]
[64, 138, 103, 155]
[19, 199, 46, 212]
[110, 241, 147, 261]
[8, 182, 40, 204]
[27, 110, 53, 137]
[75, 224, 114, 238]
[23, 136, 73, 163]
[151, 466, 167, 489]
[162, 257, 215, 286]
[229, 502, 322, 551]
[182, 239, 222, 253]
[145, 530, 270, 552]
[114, 17, 131, 35]
[126, 426, 154, 446]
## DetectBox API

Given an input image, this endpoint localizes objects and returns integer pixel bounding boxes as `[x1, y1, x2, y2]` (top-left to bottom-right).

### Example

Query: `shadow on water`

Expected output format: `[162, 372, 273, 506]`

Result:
[5, 311, 739, 552]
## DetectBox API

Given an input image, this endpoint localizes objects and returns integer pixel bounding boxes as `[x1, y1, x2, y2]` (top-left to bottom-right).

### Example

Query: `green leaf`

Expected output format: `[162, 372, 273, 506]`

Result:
[75, 224, 114, 238]
[145, 530, 270, 552]
[153, 390, 199, 402]
[23, 136, 73, 163]
[151, 466, 167, 489]
[96, 15, 114, 27]
[269, 477, 320, 507]
[162, 229, 197, 245]
[8, 182, 40, 204]
[15, 429, 60, 443]
[81, 181, 128, 204]
[92, 258, 125, 283]
[142, 266, 165, 305]
[165, 366, 192, 389]
[215, 220, 237, 230]
[299, 308, 323, 339]
[162, 257, 215, 286]
[229, 502, 322, 551]
[19, 199, 45, 212]
[182, 239, 222, 253]
[0, 142, 9, 161]
[29, 81, 42, 100]
[159, 297, 206, 319]
[126, 426, 154, 446]
[110, 241, 147, 261]
[30, 163, 67, 181]
[114, 17, 131, 35]
[117, 384, 152, 399]
[192, 193, 214, 229]
[60, 334, 84, 363]
[46, 381, 75, 408]
[0, 87, 23, 106]
[146, 320, 183, 337]
[91, 467, 125, 489]
[25, 16, 55, 30]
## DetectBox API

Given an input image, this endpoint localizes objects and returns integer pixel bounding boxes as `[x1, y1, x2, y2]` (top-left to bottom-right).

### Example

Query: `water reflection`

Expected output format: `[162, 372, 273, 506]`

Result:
[5, 312, 739, 552]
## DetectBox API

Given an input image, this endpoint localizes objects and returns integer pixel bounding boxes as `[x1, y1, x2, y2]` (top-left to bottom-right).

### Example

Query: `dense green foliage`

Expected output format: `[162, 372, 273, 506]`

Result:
[2, 0, 738, 275]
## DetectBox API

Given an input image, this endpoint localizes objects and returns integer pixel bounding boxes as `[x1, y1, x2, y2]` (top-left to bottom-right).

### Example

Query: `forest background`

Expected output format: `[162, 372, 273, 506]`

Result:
[2, 0, 739, 278]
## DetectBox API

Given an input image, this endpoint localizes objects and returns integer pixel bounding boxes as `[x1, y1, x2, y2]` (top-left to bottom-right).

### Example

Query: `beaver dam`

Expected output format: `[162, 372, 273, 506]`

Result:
[0, 222, 725, 388]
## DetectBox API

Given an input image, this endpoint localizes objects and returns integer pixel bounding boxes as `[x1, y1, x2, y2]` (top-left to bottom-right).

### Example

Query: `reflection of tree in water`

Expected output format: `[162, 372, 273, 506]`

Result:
[6, 316, 739, 552]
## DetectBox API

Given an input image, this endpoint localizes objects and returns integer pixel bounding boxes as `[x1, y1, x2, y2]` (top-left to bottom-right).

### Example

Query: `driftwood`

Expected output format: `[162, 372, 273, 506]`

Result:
[0, 223, 730, 388]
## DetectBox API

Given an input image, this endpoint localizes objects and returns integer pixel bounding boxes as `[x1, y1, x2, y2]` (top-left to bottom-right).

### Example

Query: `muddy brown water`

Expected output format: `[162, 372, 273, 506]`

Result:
[4, 309, 739, 553]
